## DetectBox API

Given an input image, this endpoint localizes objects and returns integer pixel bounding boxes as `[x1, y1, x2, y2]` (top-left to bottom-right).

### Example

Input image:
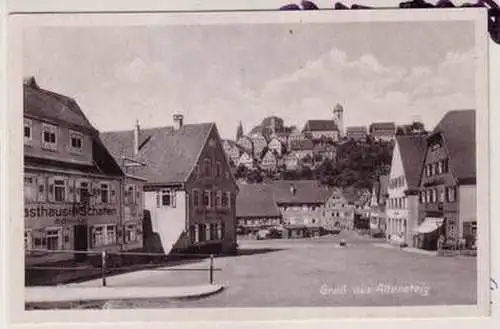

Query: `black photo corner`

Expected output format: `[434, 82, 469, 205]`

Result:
[280, 0, 500, 44]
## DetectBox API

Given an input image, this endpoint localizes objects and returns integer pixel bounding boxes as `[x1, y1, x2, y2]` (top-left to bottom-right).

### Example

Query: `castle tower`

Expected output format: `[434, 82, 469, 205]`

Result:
[333, 103, 344, 138]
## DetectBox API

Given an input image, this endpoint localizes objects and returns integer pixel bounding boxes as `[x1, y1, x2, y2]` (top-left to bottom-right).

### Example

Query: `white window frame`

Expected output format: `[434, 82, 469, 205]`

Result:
[159, 189, 176, 208]
[45, 226, 63, 251]
[69, 130, 84, 153]
[124, 224, 138, 243]
[100, 182, 110, 204]
[41, 123, 58, 151]
[24, 119, 32, 145]
[91, 225, 106, 247]
[216, 191, 222, 208]
[53, 178, 67, 202]
[106, 224, 116, 245]
[76, 180, 90, 203]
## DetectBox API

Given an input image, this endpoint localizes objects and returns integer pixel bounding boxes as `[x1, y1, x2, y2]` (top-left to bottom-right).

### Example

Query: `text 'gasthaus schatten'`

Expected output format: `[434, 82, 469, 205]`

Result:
[24, 205, 118, 218]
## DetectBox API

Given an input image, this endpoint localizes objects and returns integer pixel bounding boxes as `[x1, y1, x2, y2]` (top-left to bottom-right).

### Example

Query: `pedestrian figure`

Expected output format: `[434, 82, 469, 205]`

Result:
[339, 239, 347, 247]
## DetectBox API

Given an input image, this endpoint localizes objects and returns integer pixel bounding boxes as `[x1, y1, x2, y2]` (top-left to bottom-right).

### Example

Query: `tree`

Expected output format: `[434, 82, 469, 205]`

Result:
[235, 164, 248, 180]
[236, 121, 244, 141]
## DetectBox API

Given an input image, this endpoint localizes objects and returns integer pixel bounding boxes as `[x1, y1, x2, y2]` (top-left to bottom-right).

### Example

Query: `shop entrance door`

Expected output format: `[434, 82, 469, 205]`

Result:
[74, 224, 88, 262]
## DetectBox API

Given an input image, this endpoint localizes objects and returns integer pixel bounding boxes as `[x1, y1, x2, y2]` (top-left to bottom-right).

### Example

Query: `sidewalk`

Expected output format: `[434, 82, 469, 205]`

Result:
[25, 284, 224, 304]
[372, 243, 438, 256]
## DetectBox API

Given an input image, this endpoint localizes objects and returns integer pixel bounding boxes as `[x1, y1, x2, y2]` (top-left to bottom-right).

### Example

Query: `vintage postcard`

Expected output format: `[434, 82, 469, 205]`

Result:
[5, 6, 490, 326]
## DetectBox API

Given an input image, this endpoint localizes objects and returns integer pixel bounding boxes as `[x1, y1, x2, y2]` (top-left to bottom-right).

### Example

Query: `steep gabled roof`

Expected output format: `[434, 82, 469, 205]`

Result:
[24, 78, 94, 132]
[101, 123, 214, 184]
[395, 135, 427, 189]
[303, 120, 338, 132]
[431, 110, 476, 181]
[236, 184, 281, 218]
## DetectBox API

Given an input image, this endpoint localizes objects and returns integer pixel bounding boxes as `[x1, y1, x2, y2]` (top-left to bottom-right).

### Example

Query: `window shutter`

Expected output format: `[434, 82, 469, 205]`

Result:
[171, 190, 176, 208]
[156, 192, 161, 208]
[48, 177, 55, 202]
[94, 182, 100, 204]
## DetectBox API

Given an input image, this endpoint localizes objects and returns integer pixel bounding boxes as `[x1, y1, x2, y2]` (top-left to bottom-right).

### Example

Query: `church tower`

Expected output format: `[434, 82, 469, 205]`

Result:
[333, 103, 344, 138]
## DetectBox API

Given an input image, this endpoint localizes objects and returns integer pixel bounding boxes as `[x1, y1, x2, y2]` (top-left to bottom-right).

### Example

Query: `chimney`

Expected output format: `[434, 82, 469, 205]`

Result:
[173, 114, 184, 130]
[133, 120, 140, 156]
[290, 184, 297, 196]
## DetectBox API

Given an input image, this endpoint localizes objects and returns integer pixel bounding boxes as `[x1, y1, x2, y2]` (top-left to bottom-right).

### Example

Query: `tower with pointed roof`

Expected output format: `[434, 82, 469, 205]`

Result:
[333, 103, 344, 138]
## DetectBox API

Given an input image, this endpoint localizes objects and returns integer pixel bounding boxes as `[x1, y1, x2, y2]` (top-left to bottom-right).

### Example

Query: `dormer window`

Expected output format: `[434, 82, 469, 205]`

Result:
[69, 130, 83, 153]
[42, 123, 58, 151]
[24, 119, 32, 145]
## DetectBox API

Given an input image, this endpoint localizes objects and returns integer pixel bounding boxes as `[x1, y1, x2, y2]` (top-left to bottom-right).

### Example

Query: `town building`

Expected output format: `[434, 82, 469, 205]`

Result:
[323, 188, 355, 230]
[238, 151, 256, 169]
[369, 175, 389, 236]
[236, 183, 282, 235]
[302, 120, 340, 141]
[273, 180, 330, 238]
[386, 135, 427, 246]
[23, 77, 145, 267]
[268, 136, 284, 156]
[312, 144, 336, 163]
[270, 132, 290, 146]
[222, 139, 242, 166]
[287, 129, 305, 149]
[346, 126, 368, 141]
[237, 135, 254, 156]
[261, 150, 278, 172]
[289, 139, 314, 160]
[369, 122, 396, 141]
[251, 133, 269, 158]
[283, 154, 300, 171]
[101, 115, 239, 255]
[415, 110, 476, 251]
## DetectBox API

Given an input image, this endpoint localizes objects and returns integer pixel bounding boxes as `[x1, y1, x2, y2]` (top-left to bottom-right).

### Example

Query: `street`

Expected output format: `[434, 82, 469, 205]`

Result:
[93, 232, 476, 308]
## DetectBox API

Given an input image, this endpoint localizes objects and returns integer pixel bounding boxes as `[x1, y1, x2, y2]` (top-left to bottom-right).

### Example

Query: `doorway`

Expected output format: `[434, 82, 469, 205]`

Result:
[74, 224, 88, 262]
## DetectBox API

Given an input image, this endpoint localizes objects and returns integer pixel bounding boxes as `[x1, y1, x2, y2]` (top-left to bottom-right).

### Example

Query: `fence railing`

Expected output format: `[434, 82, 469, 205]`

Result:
[25, 249, 221, 287]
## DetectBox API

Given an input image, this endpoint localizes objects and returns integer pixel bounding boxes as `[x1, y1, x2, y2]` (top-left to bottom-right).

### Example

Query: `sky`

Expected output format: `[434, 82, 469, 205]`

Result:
[23, 19, 476, 140]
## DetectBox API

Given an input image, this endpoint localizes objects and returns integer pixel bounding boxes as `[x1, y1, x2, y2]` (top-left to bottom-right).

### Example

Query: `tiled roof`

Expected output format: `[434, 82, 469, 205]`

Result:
[290, 139, 314, 151]
[236, 184, 282, 218]
[272, 180, 331, 204]
[395, 135, 427, 189]
[346, 126, 368, 133]
[431, 110, 476, 181]
[101, 123, 214, 184]
[24, 78, 94, 131]
[303, 120, 339, 132]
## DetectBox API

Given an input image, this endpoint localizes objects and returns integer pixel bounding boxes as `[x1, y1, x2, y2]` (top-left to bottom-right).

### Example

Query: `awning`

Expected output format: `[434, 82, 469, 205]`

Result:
[413, 217, 444, 234]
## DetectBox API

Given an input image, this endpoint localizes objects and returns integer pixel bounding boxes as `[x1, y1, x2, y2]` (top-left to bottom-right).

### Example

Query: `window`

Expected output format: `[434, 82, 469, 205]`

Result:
[24, 119, 32, 145]
[91, 226, 106, 247]
[439, 189, 445, 203]
[210, 223, 218, 241]
[46, 228, 62, 250]
[24, 230, 32, 250]
[203, 190, 211, 208]
[443, 159, 449, 173]
[125, 224, 138, 243]
[215, 191, 222, 208]
[222, 192, 230, 208]
[216, 161, 222, 178]
[125, 185, 137, 205]
[447, 187, 456, 202]
[204, 158, 212, 176]
[69, 130, 83, 153]
[160, 189, 176, 207]
[434, 163, 439, 176]
[106, 225, 116, 245]
[42, 123, 58, 150]
[437, 161, 443, 175]
[425, 190, 430, 203]
[77, 181, 90, 204]
[54, 179, 66, 202]
[24, 176, 37, 202]
[192, 190, 200, 208]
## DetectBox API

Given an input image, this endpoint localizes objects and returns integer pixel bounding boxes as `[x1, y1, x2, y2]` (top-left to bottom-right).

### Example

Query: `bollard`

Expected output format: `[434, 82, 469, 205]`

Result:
[101, 251, 107, 287]
[209, 254, 214, 284]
